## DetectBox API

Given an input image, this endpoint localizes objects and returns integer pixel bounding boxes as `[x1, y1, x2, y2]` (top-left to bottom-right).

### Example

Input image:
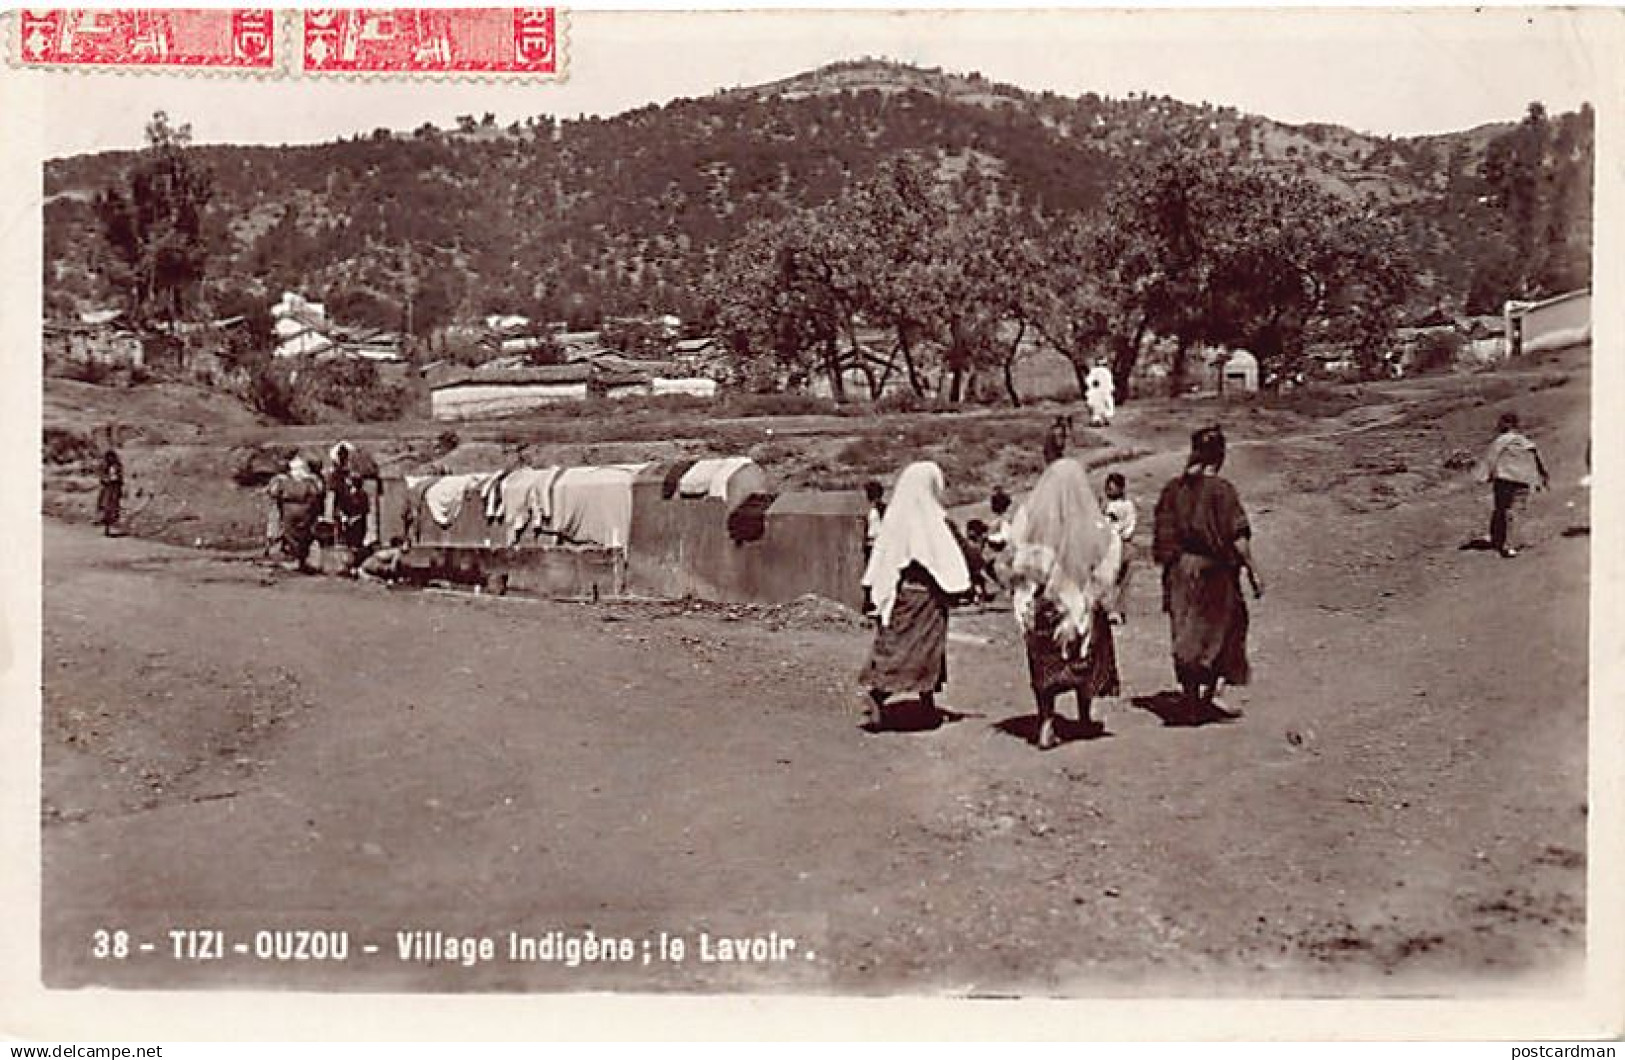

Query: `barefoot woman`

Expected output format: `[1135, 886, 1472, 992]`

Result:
[1008, 458, 1122, 750]
[1152, 426, 1264, 713]
[858, 461, 972, 727]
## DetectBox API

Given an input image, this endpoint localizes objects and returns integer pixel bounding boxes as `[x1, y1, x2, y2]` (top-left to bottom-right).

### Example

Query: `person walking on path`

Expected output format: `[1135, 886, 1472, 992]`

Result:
[1152, 426, 1264, 716]
[95, 449, 124, 537]
[857, 461, 972, 729]
[1085, 359, 1116, 427]
[1007, 458, 1123, 750]
[1102, 471, 1138, 624]
[1475, 411, 1550, 558]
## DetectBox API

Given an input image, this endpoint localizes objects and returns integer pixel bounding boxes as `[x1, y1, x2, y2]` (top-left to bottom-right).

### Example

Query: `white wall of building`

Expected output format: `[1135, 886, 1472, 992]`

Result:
[1507, 290, 1590, 356]
[431, 382, 589, 421]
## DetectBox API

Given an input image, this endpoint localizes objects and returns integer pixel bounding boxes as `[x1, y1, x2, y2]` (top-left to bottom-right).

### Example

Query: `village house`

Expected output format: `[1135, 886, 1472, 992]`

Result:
[271, 292, 332, 359]
[1505, 288, 1590, 357]
[327, 325, 406, 363]
[555, 330, 609, 362]
[428, 352, 721, 420]
[43, 309, 144, 370]
[428, 362, 595, 420]
[272, 292, 405, 364]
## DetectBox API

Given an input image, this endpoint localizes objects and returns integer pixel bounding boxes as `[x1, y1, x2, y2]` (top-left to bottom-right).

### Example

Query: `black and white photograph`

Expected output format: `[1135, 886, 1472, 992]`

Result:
[4, 3, 1622, 1039]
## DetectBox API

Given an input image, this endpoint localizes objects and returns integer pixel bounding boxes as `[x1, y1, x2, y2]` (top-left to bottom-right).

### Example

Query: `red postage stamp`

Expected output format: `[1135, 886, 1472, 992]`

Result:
[16, 9, 277, 70]
[301, 9, 559, 76]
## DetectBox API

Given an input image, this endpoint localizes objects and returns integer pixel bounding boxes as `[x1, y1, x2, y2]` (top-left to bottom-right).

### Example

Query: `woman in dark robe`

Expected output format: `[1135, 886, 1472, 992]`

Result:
[326, 441, 379, 566]
[1007, 458, 1123, 750]
[858, 461, 972, 728]
[1151, 426, 1265, 713]
[95, 449, 123, 536]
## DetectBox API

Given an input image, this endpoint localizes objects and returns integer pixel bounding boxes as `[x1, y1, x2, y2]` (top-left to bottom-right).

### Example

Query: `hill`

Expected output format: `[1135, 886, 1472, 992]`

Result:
[42, 59, 1593, 339]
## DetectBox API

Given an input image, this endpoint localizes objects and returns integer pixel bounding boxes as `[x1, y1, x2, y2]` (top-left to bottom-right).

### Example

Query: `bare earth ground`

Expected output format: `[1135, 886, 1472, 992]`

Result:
[41, 352, 1589, 995]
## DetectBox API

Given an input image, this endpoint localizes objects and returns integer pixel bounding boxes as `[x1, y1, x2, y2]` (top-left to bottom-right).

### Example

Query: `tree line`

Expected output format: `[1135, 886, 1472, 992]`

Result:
[74, 92, 1592, 409]
[702, 150, 1410, 405]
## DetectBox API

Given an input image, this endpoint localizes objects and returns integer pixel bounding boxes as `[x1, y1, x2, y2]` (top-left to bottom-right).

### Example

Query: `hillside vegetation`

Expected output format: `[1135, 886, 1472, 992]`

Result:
[45, 59, 1593, 342]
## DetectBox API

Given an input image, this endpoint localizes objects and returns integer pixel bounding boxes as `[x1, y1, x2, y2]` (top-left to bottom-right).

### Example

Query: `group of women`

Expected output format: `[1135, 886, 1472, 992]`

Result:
[858, 425, 1263, 750]
[264, 442, 380, 573]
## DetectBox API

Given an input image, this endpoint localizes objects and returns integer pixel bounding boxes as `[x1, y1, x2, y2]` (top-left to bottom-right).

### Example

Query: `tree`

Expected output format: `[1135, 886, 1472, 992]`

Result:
[1033, 216, 1138, 400]
[1085, 149, 1218, 396]
[1073, 146, 1413, 392]
[94, 112, 213, 326]
[1479, 100, 1593, 300]
[707, 211, 847, 396]
[923, 189, 1044, 404]
[844, 157, 949, 397]
[977, 202, 1049, 406]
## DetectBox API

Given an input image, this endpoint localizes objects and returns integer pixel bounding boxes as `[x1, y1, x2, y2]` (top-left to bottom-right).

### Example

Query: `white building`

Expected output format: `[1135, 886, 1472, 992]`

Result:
[271, 292, 333, 359]
[1505, 289, 1590, 357]
[429, 364, 594, 421]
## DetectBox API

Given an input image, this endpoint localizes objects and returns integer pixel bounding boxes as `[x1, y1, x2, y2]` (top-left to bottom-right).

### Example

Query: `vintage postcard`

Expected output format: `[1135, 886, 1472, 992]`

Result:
[1, 3, 1621, 1042]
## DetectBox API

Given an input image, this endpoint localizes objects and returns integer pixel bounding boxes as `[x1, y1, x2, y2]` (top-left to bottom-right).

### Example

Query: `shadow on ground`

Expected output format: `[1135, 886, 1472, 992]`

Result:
[992, 713, 1111, 747]
[1131, 690, 1244, 728]
[863, 697, 978, 734]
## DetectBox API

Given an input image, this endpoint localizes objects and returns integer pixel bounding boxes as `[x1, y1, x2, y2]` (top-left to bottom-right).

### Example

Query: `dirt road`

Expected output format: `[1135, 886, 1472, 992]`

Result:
[41, 359, 1589, 996]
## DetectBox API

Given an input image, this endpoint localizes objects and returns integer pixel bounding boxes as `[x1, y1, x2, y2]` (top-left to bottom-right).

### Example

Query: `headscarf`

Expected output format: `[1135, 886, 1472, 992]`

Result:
[1007, 458, 1121, 643]
[1043, 416, 1070, 464]
[861, 461, 971, 627]
[289, 456, 319, 482]
[329, 439, 380, 479]
[1188, 425, 1226, 471]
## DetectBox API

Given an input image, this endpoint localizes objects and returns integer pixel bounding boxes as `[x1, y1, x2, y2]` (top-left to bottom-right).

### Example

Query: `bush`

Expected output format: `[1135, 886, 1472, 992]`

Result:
[58, 358, 115, 385]
[298, 358, 379, 416]
[245, 361, 302, 423]
[232, 443, 297, 487]
[242, 357, 415, 424]
[1256, 385, 1362, 418]
[342, 380, 415, 422]
[836, 436, 906, 476]
[873, 390, 943, 415]
[720, 392, 836, 418]
[43, 427, 99, 466]
[1411, 331, 1463, 376]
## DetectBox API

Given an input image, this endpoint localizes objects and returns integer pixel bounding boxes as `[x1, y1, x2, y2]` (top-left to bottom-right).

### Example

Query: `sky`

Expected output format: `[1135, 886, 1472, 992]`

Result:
[32, 6, 1617, 158]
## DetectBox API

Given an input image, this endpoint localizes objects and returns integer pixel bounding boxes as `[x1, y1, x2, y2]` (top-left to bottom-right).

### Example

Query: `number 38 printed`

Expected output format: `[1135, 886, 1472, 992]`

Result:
[91, 929, 130, 959]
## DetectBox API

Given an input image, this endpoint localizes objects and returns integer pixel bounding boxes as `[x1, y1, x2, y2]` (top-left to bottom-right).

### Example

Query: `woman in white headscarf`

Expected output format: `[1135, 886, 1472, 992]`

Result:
[1008, 457, 1122, 749]
[858, 461, 972, 727]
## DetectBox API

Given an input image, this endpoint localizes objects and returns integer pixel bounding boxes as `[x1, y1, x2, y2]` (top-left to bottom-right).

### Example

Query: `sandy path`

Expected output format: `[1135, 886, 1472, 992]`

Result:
[41, 363, 1589, 996]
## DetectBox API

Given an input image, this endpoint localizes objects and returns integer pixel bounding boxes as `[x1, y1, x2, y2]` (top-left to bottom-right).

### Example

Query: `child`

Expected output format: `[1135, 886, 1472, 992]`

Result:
[861, 480, 887, 619]
[863, 479, 886, 558]
[1475, 411, 1549, 558]
[1102, 471, 1137, 623]
[356, 536, 409, 584]
[962, 518, 1005, 605]
[987, 486, 1013, 552]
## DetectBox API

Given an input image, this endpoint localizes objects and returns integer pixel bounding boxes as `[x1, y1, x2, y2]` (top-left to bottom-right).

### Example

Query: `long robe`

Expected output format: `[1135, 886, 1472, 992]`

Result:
[1152, 472, 1251, 687]
[858, 462, 971, 697]
[1008, 459, 1122, 700]
[268, 472, 324, 563]
[857, 564, 952, 696]
[95, 460, 123, 528]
